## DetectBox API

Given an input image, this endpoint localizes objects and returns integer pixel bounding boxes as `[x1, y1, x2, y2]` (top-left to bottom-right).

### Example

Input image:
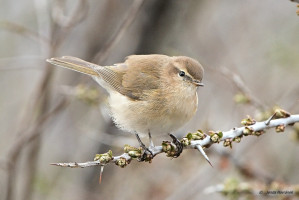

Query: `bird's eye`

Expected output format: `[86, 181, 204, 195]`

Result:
[179, 71, 185, 77]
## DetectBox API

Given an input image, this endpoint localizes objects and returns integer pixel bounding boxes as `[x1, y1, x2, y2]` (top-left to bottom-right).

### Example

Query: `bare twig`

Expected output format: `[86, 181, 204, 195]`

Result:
[220, 66, 266, 110]
[51, 113, 299, 168]
[51, 0, 89, 28]
[5, 98, 68, 200]
[204, 178, 299, 198]
[0, 21, 50, 47]
[290, 0, 299, 4]
[92, 0, 145, 63]
[3, 1, 90, 199]
[5, 99, 68, 167]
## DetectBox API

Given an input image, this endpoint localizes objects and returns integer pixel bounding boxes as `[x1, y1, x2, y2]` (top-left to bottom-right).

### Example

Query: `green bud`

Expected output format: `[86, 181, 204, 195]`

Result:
[234, 93, 251, 104]
[94, 150, 113, 164]
[275, 108, 290, 118]
[115, 157, 128, 168]
[124, 144, 141, 153]
[243, 127, 254, 136]
[233, 137, 241, 143]
[223, 139, 232, 148]
[181, 137, 190, 146]
[210, 133, 220, 143]
[241, 115, 256, 126]
[128, 150, 142, 158]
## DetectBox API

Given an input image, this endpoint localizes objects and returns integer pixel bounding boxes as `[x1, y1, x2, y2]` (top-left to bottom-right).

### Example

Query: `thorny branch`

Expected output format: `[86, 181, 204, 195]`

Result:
[51, 110, 299, 169]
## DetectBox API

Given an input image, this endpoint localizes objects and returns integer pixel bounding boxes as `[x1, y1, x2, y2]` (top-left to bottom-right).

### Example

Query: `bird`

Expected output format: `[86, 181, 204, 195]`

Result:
[47, 54, 204, 158]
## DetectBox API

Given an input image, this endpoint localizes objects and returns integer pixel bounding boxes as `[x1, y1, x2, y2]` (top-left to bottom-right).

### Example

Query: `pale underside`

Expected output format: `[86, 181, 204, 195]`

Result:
[93, 76, 198, 135]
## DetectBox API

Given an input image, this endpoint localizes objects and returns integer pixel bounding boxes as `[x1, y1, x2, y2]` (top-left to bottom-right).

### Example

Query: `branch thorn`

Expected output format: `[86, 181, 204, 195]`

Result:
[99, 165, 104, 184]
[265, 112, 277, 125]
[196, 145, 213, 167]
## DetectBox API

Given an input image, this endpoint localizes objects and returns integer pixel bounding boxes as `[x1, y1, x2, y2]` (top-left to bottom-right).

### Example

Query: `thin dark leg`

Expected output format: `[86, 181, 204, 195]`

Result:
[135, 133, 147, 150]
[148, 130, 154, 148]
[135, 133, 154, 161]
[169, 133, 183, 158]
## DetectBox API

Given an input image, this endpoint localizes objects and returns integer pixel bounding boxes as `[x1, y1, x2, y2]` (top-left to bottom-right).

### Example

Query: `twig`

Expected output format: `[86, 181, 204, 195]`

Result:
[92, 0, 145, 63]
[5, 99, 68, 167]
[51, 0, 88, 28]
[0, 21, 50, 47]
[290, 0, 299, 4]
[51, 113, 299, 168]
[4, 99, 69, 200]
[220, 66, 265, 110]
[204, 178, 299, 198]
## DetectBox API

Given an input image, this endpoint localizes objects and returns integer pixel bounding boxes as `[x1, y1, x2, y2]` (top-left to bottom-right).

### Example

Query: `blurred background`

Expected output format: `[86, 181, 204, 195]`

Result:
[1, 0, 299, 199]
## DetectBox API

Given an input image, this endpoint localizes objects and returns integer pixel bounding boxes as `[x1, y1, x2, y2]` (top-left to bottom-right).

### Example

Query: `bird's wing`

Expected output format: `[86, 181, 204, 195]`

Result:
[115, 55, 169, 100]
[47, 55, 168, 101]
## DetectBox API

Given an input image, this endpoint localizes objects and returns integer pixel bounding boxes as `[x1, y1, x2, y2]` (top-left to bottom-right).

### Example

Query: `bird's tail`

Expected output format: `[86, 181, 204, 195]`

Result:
[47, 56, 99, 76]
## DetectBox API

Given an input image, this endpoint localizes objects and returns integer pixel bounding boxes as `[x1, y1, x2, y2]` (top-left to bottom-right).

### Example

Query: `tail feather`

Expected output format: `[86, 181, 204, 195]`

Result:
[47, 56, 99, 76]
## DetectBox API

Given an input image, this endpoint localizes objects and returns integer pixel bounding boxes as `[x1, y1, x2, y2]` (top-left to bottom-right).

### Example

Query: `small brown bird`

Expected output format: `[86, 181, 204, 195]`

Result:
[47, 54, 204, 157]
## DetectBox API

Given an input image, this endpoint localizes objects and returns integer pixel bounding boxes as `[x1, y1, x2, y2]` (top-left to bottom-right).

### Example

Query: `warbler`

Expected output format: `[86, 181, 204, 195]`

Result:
[47, 54, 204, 157]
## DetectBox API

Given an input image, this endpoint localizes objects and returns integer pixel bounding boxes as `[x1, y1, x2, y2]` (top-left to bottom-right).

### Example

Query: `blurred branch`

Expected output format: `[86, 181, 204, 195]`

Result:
[290, 0, 299, 15]
[0, 21, 50, 47]
[220, 66, 266, 110]
[5, 98, 68, 167]
[51, 111, 299, 168]
[51, 0, 88, 28]
[204, 178, 299, 199]
[92, 0, 145, 63]
[216, 150, 274, 183]
[290, 0, 299, 4]
[3, 1, 90, 199]
[4, 98, 69, 200]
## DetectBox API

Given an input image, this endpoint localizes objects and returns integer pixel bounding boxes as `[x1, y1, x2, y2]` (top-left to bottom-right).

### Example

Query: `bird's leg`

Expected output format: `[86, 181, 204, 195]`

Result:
[135, 133, 154, 162]
[148, 130, 154, 149]
[168, 133, 183, 158]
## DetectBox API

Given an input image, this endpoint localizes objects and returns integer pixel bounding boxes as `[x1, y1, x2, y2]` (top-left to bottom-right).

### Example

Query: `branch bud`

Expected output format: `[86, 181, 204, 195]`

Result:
[241, 115, 256, 126]
[210, 131, 223, 143]
[253, 130, 264, 136]
[115, 157, 129, 168]
[124, 145, 142, 159]
[275, 124, 285, 133]
[223, 139, 232, 148]
[233, 136, 241, 143]
[94, 150, 113, 164]
[275, 108, 291, 118]
[162, 141, 178, 157]
[243, 127, 254, 136]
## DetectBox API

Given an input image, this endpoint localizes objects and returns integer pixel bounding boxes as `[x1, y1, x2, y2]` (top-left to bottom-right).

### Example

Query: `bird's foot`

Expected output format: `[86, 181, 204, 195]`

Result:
[162, 134, 183, 158]
[135, 133, 154, 162]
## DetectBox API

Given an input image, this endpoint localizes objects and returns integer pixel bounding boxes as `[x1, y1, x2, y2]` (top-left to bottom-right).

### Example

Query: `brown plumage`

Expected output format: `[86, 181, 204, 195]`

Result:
[47, 54, 204, 135]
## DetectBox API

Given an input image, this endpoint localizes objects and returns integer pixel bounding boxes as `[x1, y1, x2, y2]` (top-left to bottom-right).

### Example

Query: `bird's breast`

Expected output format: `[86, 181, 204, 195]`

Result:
[108, 88, 198, 135]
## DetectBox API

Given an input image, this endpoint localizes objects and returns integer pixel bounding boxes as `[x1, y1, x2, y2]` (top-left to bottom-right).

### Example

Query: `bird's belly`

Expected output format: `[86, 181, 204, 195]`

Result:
[108, 92, 198, 136]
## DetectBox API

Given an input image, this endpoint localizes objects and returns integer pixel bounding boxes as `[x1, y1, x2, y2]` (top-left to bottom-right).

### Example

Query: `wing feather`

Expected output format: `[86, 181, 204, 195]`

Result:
[47, 55, 171, 101]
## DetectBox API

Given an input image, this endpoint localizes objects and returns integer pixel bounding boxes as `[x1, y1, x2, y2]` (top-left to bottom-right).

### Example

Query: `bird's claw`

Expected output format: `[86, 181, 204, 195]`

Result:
[168, 133, 183, 158]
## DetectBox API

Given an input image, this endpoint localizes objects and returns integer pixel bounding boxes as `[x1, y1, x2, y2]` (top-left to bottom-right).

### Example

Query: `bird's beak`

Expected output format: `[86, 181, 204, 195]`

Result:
[193, 80, 204, 87]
